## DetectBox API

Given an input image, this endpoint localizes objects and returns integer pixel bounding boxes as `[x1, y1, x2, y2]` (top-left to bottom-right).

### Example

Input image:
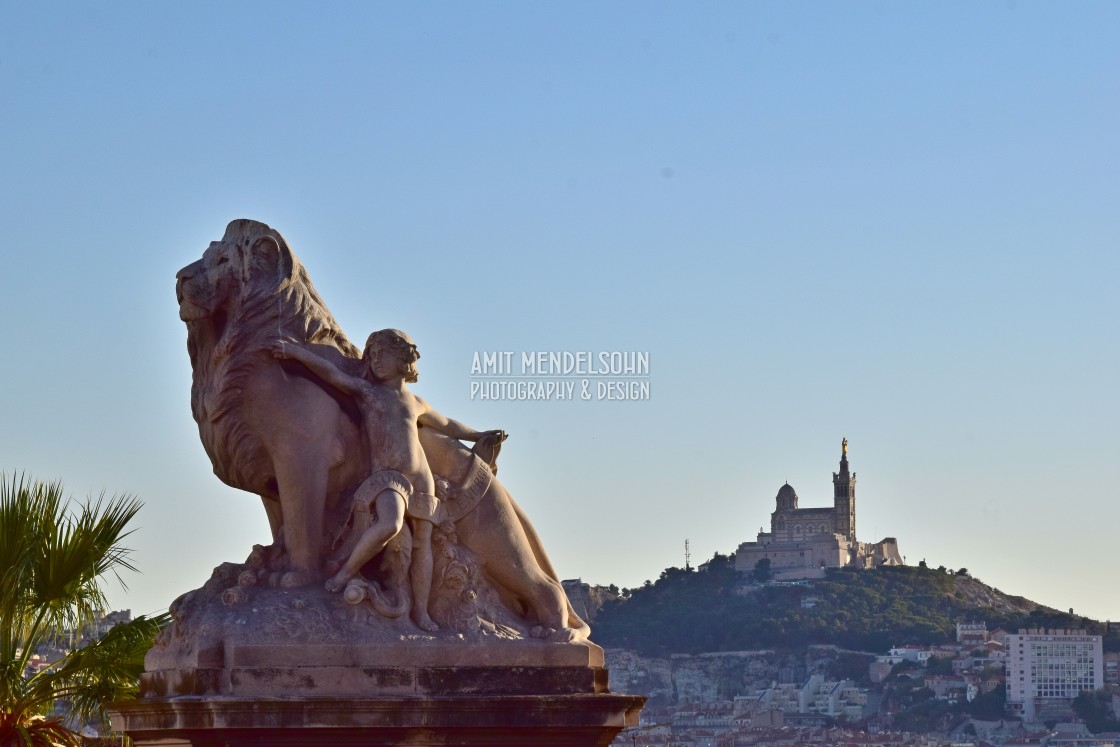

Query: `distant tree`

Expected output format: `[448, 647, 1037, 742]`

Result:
[0, 475, 169, 747]
[826, 652, 875, 685]
[926, 656, 953, 675]
[707, 551, 733, 569]
[936, 565, 948, 574]
[918, 559, 928, 569]
[1072, 690, 1120, 733]
[968, 686, 1007, 720]
[606, 584, 619, 595]
[1104, 625, 1120, 653]
[752, 558, 773, 584]
[593, 554, 1086, 659]
[956, 568, 969, 577]
[659, 566, 689, 583]
[891, 691, 949, 732]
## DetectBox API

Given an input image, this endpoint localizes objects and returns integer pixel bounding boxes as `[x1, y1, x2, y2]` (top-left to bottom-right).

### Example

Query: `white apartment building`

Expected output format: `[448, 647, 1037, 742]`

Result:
[1006, 628, 1103, 717]
[883, 644, 933, 665]
[755, 675, 874, 722]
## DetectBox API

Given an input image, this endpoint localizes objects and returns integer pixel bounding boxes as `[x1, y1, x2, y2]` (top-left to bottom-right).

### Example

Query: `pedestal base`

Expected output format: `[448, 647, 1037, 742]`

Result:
[122, 564, 647, 744]
[110, 694, 645, 746]
[141, 641, 610, 698]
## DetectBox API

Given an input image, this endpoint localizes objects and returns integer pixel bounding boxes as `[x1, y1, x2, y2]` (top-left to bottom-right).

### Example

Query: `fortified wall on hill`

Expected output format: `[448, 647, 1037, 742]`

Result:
[734, 439, 903, 579]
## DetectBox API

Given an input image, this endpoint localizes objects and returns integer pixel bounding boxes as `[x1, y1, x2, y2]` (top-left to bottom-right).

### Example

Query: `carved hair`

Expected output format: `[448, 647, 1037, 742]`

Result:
[186, 219, 361, 487]
[363, 328, 420, 383]
[218, 219, 360, 357]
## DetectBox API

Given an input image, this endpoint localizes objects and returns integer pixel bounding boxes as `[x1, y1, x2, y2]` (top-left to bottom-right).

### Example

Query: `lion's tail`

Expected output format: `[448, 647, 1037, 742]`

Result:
[345, 579, 410, 619]
[368, 584, 410, 619]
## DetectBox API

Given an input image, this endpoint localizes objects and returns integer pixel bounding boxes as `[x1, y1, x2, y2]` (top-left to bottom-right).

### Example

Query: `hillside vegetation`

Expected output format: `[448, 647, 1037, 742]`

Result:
[593, 554, 1119, 657]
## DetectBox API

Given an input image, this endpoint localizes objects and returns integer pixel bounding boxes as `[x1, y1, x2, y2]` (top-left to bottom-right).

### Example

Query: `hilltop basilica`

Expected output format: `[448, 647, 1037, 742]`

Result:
[733, 439, 903, 580]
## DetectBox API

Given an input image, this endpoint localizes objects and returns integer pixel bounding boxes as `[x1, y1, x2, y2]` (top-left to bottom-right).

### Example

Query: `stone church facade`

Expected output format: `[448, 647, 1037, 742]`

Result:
[734, 439, 903, 580]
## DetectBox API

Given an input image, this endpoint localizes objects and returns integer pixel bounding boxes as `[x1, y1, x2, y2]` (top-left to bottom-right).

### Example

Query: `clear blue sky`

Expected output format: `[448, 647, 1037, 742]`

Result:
[2, 2, 1117, 624]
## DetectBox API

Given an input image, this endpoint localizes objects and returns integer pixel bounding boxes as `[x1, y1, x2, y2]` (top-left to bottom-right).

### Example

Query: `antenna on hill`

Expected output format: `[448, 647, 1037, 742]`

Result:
[685, 539, 691, 571]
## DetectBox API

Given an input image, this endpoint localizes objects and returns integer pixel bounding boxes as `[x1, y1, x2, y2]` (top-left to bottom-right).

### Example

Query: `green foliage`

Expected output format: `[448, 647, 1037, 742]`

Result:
[752, 558, 773, 584]
[888, 685, 955, 733]
[988, 607, 1119, 646]
[0, 474, 169, 746]
[594, 558, 1114, 659]
[899, 700, 952, 732]
[598, 563, 966, 655]
[926, 656, 953, 675]
[1072, 690, 1120, 734]
[825, 652, 875, 685]
[967, 685, 1006, 720]
[1102, 625, 1120, 653]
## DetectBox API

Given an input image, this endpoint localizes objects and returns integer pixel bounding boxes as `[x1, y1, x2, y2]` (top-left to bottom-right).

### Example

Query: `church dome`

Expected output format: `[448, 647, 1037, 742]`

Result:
[775, 482, 798, 510]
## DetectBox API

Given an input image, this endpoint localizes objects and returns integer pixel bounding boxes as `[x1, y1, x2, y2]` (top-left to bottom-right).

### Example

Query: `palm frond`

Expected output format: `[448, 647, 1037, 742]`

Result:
[7, 714, 84, 747]
[41, 614, 169, 721]
[0, 473, 161, 747]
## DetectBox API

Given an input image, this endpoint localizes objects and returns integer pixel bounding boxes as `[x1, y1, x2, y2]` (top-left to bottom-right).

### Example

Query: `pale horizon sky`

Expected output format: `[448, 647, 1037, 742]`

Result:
[2, 2, 1117, 626]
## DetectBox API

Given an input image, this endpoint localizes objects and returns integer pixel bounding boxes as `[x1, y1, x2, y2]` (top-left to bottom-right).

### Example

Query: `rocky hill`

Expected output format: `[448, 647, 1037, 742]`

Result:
[586, 555, 1117, 658]
[561, 579, 619, 624]
[604, 644, 876, 709]
[949, 574, 1049, 615]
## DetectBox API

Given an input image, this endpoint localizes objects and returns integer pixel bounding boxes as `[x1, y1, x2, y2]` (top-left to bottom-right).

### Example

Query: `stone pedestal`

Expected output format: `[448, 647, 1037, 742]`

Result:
[138, 640, 611, 698]
[110, 641, 644, 745]
[111, 693, 644, 746]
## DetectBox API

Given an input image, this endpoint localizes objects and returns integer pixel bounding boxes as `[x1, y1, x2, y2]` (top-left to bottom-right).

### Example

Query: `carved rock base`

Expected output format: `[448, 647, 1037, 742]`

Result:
[109, 694, 645, 746]
[122, 637, 645, 744]
[128, 563, 646, 743]
[142, 640, 609, 698]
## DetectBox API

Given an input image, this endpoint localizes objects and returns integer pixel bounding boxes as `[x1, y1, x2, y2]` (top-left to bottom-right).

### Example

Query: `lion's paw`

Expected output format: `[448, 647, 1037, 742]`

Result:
[547, 626, 578, 644]
[530, 625, 556, 640]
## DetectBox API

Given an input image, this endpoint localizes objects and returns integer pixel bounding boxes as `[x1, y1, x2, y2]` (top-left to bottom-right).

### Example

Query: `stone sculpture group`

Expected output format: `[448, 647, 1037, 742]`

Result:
[110, 219, 643, 745]
[168, 218, 587, 649]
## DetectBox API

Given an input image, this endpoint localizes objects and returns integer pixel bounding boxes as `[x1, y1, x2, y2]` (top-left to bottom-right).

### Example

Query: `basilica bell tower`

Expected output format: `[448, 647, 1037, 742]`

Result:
[832, 438, 856, 541]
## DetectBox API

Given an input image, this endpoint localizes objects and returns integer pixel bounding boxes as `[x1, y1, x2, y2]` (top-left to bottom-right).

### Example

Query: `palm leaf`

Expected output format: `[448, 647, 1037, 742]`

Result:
[10, 714, 83, 747]
[0, 474, 163, 747]
[43, 614, 169, 721]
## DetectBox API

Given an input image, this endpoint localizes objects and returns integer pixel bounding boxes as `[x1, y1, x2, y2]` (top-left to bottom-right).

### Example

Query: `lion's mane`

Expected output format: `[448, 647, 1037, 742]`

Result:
[186, 219, 361, 490]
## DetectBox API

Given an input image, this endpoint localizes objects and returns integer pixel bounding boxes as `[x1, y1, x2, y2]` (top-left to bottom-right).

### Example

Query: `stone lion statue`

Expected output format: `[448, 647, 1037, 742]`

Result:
[176, 219, 588, 641]
[176, 219, 371, 589]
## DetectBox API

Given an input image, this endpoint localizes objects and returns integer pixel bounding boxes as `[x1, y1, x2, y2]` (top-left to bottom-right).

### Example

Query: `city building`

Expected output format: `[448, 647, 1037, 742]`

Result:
[734, 439, 903, 579]
[957, 621, 989, 645]
[1006, 628, 1104, 721]
[752, 675, 878, 722]
[1104, 651, 1119, 685]
[885, 645, 934, 665]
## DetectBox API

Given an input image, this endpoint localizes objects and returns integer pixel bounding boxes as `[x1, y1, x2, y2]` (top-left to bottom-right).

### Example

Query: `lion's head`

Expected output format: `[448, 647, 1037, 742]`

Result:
[177, 219, 360, 362]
